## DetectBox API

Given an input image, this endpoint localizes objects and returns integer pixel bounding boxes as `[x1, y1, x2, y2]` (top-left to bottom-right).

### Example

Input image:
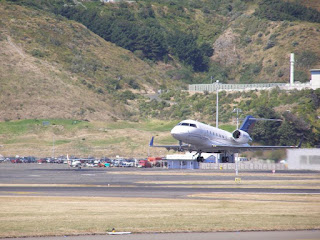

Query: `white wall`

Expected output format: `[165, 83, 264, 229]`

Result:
[167, 160, 199, 169]
[287, 149, 320, 170]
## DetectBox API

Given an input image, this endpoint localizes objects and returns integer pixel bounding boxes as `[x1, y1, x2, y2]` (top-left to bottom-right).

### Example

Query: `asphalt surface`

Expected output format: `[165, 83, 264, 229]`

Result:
[0, 163, 319, 198]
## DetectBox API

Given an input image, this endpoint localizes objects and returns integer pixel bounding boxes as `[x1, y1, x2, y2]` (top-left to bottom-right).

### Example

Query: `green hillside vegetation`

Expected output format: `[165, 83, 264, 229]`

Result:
[9, 0, 320, 85]
[0, 1, 173, 121]
[255, 0, 320, 23]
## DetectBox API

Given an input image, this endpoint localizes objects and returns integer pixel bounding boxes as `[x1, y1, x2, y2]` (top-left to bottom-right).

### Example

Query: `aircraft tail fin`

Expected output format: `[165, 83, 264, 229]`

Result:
[240, 115, 282, 133]
[239, 115, 256, 133]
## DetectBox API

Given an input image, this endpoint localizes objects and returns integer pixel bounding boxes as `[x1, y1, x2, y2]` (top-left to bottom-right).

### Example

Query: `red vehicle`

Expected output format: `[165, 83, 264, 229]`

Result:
[138, 160, 152, 168]
[37, 158, 47, 164]
[11, 158, 22, 163]
[147, 157, 164, 167]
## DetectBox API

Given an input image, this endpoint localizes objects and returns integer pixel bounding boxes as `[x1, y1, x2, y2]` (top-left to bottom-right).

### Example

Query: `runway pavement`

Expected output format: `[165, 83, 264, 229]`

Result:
[1, 163, 319, 198]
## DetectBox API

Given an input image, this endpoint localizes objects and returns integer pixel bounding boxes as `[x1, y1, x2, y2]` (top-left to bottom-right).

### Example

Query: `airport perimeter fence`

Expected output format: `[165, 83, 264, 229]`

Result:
[200, 162, 287, 170]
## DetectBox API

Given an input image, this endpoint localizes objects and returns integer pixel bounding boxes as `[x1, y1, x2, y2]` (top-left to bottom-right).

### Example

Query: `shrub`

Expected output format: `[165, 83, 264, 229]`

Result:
[31, 49, 45, 58]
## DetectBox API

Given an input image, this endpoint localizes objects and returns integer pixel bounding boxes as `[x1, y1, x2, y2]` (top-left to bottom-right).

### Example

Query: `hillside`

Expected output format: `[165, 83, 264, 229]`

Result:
[1, 0, 320, 122]
[213, 14, 320, 83]
[0, 0, 320, 157]
[0, 2, 168, 121]
[47, 0, 320, 84]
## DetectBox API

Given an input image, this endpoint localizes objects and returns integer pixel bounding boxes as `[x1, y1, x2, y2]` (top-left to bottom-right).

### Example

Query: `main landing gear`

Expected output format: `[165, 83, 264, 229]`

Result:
[194, 151, 204, 162]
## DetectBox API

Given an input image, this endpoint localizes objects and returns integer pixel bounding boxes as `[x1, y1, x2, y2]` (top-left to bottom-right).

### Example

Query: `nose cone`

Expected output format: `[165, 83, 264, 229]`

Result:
[171, 126, 180, 139]
[171, 125, 188, 141]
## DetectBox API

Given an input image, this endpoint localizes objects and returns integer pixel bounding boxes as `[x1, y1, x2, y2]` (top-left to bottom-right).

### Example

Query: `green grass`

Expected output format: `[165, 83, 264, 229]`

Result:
[54, 140, 72, 145]
[0, 119, 38, 135]
[0, 119, 91, 135]
[89, 137, 128, 145]
[219, 124, 236, 132]
[158, 135, 177, 144]
[138, 120, 179, 132]
[105, 120, 179, 132]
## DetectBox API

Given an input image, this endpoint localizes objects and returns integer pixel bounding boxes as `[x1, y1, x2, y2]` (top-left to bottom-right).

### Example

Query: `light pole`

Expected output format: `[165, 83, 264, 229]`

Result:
[216, 80, 219, 128]
[52, 135, 55, 160]
[232, 108, 242, 129]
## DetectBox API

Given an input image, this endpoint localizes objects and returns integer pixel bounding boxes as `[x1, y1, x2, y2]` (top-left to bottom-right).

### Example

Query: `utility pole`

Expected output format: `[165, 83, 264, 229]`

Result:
[232, 108, 242, 129]
[52, 135, 55, 160]
[216, 80, 219, 128]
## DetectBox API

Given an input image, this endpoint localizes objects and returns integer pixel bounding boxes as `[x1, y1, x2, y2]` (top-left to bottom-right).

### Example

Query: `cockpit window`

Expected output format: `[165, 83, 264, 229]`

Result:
[178, 122, 197, 128]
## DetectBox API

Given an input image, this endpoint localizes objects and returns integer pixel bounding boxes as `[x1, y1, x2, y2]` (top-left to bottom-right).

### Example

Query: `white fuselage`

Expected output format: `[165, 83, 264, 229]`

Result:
[170, 120, 251, 152]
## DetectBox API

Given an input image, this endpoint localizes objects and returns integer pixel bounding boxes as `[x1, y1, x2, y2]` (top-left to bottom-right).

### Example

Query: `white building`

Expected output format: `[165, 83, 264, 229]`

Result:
[310, 69, 320, 89]
[166, 152, 199, 169]
[287, 149, 320, 171]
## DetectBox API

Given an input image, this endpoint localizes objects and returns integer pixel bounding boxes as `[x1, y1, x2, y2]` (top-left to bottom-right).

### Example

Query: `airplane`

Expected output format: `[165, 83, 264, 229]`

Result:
[149, 115, 302, 162]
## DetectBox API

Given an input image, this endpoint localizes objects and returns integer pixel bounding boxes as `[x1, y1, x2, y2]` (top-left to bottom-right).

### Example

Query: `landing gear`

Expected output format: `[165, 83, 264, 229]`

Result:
[197, 156, 204, 162]
[221, 156, 229, 163]
[221, 152, 235, 163]
[194, 151, 204, 162]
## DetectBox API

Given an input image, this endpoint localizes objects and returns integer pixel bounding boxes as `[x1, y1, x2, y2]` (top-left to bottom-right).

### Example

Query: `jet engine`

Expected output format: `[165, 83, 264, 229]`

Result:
[232, 129, 251, 144]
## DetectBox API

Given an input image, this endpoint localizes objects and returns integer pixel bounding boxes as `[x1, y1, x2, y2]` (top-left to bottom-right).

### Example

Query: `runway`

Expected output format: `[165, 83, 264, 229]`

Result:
[0, 163, 319, 198]
[1, 185, 319, 199]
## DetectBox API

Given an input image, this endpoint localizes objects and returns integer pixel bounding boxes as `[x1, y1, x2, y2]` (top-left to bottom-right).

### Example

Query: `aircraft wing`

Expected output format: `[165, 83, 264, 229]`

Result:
[220, 137, 302, 153]
[149, 137, 192, 152]
[209, 144, 300, 153]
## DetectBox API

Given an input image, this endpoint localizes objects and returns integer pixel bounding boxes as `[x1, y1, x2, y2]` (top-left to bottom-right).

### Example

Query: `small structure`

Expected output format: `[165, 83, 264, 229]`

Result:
[287, 148, 320, 171]
[310, 69, 320, 89]
[166, 153, 199, 169]
[166, 152, 233, 169]
[290, 53, 295, 86]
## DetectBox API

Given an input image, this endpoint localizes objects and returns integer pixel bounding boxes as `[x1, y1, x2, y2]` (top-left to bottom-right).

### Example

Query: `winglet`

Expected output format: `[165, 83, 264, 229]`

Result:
[149, 137, 154, 147]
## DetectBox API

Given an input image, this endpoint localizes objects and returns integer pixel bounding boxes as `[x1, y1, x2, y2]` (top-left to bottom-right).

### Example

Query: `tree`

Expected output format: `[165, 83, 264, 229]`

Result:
[135, 27, 167, 61]
[167, 31, 209, 71]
